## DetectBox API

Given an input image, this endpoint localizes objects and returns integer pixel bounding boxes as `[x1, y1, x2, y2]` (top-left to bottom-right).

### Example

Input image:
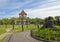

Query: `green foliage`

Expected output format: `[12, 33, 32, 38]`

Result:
[1, 18, 8, 25]
[33, 28, 60, 41]
[54, 16, 60, 26]
[8, 17, 15, 25]
[0, 20, 3, 25]
[55, 16, 60, 20]
[44, 16, 55, 24]
[30, 18, 43, 24]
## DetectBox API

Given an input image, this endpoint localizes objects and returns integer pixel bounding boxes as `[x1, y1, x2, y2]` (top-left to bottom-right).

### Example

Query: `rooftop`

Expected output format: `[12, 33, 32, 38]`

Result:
[19, 10, 27, 15]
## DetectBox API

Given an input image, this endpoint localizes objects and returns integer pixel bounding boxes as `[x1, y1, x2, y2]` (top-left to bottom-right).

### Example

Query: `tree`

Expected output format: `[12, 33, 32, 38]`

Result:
[44, 16, 54, 22]
[30, 18, 36, 24]
[9, 17, 16, 30]
[35, 18, 43, 29]
[0, 20, 3, 25]
[42, 16, 55, 28]
[55, 16, 60, 20]
[30, 18, 43, 29]
[2, 18, 8, 28]
[55, 16, 60, 25]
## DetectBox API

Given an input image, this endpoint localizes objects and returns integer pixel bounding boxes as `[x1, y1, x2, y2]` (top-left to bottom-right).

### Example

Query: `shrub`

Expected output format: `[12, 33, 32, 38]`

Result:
[32, 28, 60, 41]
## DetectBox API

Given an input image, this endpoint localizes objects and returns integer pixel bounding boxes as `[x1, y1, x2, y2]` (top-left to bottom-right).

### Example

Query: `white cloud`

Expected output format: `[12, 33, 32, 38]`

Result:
[0, 0, 60, 19]
[46, 0, 57, 2]
[25, 5, 60, 18]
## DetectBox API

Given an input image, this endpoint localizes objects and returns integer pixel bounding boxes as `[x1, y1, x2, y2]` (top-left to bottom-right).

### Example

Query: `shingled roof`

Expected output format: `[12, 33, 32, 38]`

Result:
[19, 10, 27, 15]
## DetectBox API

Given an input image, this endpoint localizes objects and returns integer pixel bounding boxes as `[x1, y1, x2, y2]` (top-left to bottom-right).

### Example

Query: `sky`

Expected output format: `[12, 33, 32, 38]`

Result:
[0, 0, 60, 19]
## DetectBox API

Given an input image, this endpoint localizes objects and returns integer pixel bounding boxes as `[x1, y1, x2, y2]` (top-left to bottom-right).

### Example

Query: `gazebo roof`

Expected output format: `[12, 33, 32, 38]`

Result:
[19, 10, 27, 15]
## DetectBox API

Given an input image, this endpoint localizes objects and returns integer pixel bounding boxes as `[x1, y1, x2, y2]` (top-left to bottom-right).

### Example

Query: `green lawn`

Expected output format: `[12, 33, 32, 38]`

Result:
[0, 24, 36, 32]
[0, 29, 6, 42]
[0, 24, 37, 42]
[0, 39, 3, 42]
[13, 24, 37, 32]
[0, 29, 6, 35]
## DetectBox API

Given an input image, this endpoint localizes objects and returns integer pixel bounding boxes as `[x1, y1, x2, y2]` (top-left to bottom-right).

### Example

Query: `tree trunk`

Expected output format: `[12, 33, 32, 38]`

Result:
[13, 24, 14, 30]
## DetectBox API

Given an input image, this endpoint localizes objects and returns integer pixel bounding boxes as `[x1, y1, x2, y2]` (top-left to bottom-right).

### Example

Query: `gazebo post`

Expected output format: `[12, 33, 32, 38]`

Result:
[21, 18, 24, 32]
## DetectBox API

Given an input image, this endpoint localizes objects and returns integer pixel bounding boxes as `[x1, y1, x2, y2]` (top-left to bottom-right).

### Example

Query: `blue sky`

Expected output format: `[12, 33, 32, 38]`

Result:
[0, 0, 60, 19]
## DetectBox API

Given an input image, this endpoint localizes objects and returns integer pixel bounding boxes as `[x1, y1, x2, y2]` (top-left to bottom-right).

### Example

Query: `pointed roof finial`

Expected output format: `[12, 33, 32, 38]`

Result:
[19, 10, 27, 15]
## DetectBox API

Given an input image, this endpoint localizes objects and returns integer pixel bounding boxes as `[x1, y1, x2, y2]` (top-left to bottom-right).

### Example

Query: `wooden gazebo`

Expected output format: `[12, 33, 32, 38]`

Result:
[19, 10, 27, 32]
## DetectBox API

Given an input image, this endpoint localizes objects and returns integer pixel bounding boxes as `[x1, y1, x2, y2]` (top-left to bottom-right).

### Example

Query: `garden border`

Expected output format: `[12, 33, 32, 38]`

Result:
[30, 30, 60, 42]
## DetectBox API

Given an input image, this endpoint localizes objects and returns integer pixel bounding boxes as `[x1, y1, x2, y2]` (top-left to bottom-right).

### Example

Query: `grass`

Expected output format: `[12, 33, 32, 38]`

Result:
[0, 24, 60, 42]
[0, 24, 37, 42]
[0, 35, 9, 42]
[13, 24, 37, 33]
[0, 39, 3, 42]
[0, 29, 6, 35]
[0, 29, 6, 42]
[0, 24, 37, 33]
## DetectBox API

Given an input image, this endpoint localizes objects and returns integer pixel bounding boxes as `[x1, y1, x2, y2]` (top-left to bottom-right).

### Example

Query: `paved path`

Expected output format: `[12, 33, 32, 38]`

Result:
[5, 31, 43, 42]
